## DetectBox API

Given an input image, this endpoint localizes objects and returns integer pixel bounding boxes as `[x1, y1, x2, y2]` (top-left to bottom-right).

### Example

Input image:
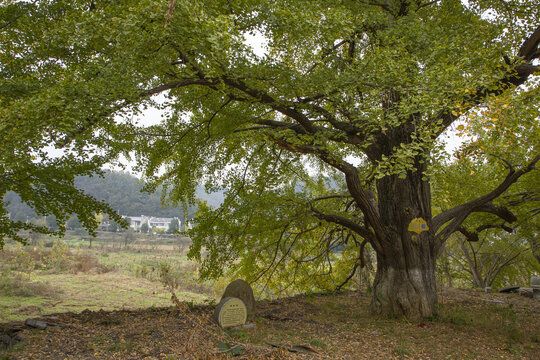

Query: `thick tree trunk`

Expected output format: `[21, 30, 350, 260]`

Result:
[372, 249, 438, 319]
[370, 168, 438, 320]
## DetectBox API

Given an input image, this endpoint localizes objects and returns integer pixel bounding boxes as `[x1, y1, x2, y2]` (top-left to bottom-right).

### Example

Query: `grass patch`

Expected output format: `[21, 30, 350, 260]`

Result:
[0, 238, 213, 321]
[0, 272, 59, 298]
[0, 342, 27, 356]
[436, 301, 529, 348]
[106, 340, 137, 353]
[436, 303, 473, 325]
[392, 345, 411, 357]
[309, 338, 327, 349]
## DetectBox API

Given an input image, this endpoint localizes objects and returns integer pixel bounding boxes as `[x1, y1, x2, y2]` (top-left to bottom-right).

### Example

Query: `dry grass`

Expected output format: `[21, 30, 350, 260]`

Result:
[0, 239, 213, 322]
[0, 243, 111, 275]
[0, 273, 58, 298]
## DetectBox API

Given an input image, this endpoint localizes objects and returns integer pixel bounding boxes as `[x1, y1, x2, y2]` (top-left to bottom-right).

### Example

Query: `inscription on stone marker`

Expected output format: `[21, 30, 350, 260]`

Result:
[218, 297, 247, 328]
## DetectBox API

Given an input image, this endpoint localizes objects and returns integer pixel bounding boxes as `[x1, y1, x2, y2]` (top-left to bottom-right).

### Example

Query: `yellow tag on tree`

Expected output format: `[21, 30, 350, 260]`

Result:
[408, 218, 429, 234]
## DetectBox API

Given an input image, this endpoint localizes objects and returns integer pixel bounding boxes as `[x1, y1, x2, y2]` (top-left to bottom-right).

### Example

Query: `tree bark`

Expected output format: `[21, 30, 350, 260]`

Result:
[371, 250, 438, 319]
[370, 168, 438, 320]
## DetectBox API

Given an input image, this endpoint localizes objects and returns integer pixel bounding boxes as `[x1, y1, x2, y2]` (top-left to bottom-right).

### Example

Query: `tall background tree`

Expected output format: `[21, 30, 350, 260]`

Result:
[167, 218, 180, 234]
[1, 0, 538, 319]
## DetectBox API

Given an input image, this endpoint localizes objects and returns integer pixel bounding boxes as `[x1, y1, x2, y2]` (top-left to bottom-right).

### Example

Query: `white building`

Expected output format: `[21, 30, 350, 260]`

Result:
[125, 215, 180, 232]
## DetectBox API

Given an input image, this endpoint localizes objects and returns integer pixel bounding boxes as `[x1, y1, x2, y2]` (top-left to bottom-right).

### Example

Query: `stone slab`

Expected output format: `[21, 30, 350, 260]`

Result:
[214, 297, 247, 328]
[221, 279, 256, 318]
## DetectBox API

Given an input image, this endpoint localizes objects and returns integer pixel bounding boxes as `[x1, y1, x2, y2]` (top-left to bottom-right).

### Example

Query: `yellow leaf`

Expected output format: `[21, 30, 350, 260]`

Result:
[470, 170, 475, 175]
[457, 124, 464, 131]
[452, 111, 458, 116]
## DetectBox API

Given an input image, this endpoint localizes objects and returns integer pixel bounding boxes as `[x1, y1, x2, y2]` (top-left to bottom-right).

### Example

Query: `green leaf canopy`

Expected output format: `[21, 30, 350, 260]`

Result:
[1, 0, 538, 317]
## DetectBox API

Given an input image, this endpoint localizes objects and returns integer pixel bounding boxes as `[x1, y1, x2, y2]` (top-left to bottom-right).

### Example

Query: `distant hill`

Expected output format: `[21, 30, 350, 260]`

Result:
[74, 171, 187, 218]
[195, 186, 225, 208]
[4, 170, 225, 222]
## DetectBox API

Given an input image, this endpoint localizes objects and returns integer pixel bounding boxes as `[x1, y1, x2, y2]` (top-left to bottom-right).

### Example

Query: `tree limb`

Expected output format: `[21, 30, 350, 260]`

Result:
[433, 26, 540, 136]
[519, 25, 540, 61]
[265, 133, 385, 242]
[142, 78, 217, 96]
[433, 156, 539, 243]
[335, 261, 360, 292]
[309, 205, 374, 241]
[458, 222, 514, 242]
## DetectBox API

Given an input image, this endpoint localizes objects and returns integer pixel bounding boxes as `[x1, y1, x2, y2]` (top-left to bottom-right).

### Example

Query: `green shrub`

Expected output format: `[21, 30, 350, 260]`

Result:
[46, 240, 71, 272]
[135, 264, 151, 278]
[0, 270, 58, 297]
[158, 261, 212, 295]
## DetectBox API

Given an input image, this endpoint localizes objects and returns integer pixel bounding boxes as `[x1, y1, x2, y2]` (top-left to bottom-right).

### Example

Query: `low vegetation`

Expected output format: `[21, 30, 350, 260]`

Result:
[0, 232, 213, 322]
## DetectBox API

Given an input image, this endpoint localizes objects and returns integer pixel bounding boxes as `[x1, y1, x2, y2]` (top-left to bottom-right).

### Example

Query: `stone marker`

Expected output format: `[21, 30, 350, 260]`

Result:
[220, 279, 256, 318]
[482, 299, 506, 305]
[531, 276, 540, 299]
[213, 297, 247, 328]
[498, 286, 520, 293]
[24, 319, 47, 330]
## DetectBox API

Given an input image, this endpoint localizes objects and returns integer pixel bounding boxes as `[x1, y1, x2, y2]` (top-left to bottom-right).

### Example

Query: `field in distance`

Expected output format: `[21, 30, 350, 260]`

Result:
[0, 232, 216, 322]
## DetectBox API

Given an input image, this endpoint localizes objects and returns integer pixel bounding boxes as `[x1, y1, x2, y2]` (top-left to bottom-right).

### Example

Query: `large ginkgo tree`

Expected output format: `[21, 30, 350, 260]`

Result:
[1, 0, 538, 319]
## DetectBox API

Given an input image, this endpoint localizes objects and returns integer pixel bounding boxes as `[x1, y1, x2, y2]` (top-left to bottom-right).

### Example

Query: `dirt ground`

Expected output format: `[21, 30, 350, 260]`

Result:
[1, 288, 539, 359]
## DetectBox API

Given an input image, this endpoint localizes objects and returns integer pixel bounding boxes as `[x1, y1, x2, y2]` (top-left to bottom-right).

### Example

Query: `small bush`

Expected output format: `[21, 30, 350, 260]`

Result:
[135, 264, 151, 278]
[46, 240, 71, 272]
[0, 271, 58, 298]
[158, 261, 213, 296]
[0, 242, 110, 275]
[71, 253, 100, 273]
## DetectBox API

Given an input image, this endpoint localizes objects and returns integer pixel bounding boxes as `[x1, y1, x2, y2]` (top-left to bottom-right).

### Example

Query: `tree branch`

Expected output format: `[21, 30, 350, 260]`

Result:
[221, 77, 318, 133]
[458, 222, 514, 242]
[335, 261, 360, 292]
[457, 226, 479, 242]
[309, 205, 374, 241]
[518, 25, 540, 61]
[264, 133, 385, 242]
[142, 78, 217, 96]
[433, 26, 540, 136]
[433, 156, 538, 242]
[475, 223, 514, 234]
